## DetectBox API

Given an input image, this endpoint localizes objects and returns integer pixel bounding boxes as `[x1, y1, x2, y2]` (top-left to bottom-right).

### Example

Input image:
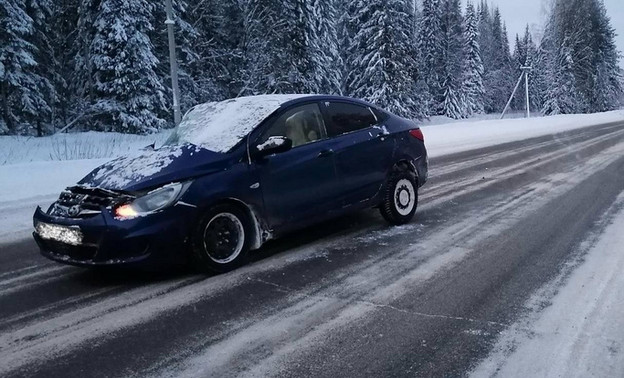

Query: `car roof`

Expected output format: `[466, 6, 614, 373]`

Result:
[280, 95, 379, 109]
[168, 95, 384, 154]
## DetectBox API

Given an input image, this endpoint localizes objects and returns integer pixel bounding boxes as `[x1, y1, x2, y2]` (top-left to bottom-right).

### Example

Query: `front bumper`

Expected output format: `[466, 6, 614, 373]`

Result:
[33, 204, 197, 268]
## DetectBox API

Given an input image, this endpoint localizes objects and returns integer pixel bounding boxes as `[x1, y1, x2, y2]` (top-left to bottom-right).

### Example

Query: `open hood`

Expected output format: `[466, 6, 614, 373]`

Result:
[78, 144, 231, 192]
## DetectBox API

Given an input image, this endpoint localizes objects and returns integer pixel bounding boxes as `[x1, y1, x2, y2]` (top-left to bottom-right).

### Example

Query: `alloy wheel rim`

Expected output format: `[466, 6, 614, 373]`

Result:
[203, 213, 245, 264]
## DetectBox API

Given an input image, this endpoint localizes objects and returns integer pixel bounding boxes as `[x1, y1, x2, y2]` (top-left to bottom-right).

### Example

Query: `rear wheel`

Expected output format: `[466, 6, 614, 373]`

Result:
[190, 204, 252, 274]
[380, 171, 418, 225]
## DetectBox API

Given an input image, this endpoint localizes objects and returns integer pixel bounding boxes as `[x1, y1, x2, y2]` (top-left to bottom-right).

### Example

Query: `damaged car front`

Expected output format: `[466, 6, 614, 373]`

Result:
[32, 145, 215, 268]
[31, 95, 300, 269]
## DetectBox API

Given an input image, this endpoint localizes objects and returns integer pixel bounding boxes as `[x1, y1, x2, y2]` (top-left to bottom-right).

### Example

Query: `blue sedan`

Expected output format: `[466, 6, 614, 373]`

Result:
[33, 95, 428, 273]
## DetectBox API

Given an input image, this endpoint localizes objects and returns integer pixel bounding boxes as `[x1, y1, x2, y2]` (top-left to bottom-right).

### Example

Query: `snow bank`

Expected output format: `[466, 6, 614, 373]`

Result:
[422, 111, 541, 126]
[0, 130, 170, 165]
[0, 159, 108, 244]
[0, 159, 109, 203]
[422, 110, 624, 157]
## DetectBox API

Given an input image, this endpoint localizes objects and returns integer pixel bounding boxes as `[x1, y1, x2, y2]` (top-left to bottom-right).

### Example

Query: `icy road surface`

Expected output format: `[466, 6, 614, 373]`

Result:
[1, 120, 624, 377]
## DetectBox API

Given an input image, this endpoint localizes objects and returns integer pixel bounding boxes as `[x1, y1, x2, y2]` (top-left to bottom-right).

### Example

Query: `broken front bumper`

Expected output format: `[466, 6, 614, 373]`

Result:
[32, 204, 196, 268]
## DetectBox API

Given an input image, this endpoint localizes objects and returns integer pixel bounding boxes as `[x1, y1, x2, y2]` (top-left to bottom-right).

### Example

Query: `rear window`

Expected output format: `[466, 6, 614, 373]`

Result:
[323, 102, 379, 137]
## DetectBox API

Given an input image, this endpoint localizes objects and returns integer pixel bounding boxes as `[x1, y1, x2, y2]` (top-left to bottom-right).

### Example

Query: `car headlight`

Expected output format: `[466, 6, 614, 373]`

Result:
[114, 182, 190, 219]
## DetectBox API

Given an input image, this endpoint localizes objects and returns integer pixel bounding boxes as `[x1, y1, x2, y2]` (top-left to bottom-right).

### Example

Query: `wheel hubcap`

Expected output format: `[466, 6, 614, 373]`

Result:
[394, 179, 416, 216]
[203, 213, 245, 264]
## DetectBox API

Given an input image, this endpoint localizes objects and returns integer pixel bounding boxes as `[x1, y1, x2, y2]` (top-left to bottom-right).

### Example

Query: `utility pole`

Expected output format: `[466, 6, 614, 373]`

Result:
[501, 66, 532, 120]
[165, 0, 181, 126]
[523, 66, 530, 118]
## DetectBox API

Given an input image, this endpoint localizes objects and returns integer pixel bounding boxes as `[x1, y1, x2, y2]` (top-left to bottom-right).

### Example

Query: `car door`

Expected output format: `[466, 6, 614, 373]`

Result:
[320, 101, 395, 206]
[252, 103, 341, 229]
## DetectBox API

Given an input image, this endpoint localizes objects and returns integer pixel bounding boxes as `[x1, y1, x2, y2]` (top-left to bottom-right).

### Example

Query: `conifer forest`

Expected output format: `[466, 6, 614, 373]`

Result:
[1, 0, 622, 135]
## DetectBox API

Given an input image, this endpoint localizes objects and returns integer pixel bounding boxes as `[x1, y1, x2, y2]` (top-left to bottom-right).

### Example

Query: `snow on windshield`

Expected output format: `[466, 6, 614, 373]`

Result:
[168, 94, 308, 153]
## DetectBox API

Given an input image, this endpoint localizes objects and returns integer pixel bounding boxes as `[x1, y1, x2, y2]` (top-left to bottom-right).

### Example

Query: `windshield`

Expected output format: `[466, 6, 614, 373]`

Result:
[165, 94, 307, 153]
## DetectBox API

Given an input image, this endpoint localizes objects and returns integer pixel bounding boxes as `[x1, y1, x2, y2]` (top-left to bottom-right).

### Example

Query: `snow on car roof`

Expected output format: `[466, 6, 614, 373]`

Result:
[169, 94, 310, 153]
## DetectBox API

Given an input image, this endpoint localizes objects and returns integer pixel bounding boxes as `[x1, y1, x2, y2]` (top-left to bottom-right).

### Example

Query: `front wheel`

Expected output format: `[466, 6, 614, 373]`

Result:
[190, 204, 252, 274]
[380, 171, 418, 225]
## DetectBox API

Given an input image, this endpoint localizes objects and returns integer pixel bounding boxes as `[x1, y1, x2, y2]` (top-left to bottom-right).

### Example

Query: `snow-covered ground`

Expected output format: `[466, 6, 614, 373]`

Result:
[0, 159, 110, 244]
[1, 109, 623, 244]
[471, 194, 624, 378]
[422, 109, 624, 157]
[0, 130, 169, 165]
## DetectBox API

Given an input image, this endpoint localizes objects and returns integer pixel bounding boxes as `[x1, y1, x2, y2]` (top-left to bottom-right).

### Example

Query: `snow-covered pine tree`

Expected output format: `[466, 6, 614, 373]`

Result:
[48, 0, 80, 129]
[483, 7, 512, 113]
[346, 0, 423, 118]
[536, 18, 558, 115]
[89, 0, 166, 133]
[411, 0, 431, 116]
[619, 68, 624, 106]
[240, 0, 296, 94]
[242, 0, 341, 96]
[438, 0, 467, 119]
[513, 34, 526, 69]
[542, 35, 578, 115]
[0, 0, 51, 135]
[25, 0, 59, 135]
[463, 1, 485, 115]
[336, 0, 357, 94]
[279, 0, 320, 94]
[310, 0, 342, 95]
[418, 0, 443, 113]
[476, 0, 494, 112]
[74, 0, 100, 115]
[586, 0, 622, 112]
[541, 0, 622, 114]
[186, 0, 245, 101]
[501, 23, 516, 109]
[530, 40, 549, 112]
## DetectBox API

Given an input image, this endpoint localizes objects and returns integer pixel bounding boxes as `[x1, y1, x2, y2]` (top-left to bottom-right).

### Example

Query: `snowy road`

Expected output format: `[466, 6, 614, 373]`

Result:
[1, 121, 624, 377]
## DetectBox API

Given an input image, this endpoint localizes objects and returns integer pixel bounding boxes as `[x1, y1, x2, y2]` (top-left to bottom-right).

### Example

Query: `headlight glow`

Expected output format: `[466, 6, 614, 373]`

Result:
[114, 182, 189, 220]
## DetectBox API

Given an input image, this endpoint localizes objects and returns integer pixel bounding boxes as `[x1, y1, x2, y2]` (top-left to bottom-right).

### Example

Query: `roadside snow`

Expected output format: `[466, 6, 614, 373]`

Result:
[471, 195, 624, 378]
[0, 159, 108, 203]
[422, 110, 624, 157]
[422, 111, 541, 126]
[0, 131, 169, 165]
[0, 159, 107, 244]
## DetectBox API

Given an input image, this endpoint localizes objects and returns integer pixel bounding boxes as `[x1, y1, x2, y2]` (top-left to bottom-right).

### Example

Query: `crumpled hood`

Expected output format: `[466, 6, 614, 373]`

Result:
[78, 144, 230, 192]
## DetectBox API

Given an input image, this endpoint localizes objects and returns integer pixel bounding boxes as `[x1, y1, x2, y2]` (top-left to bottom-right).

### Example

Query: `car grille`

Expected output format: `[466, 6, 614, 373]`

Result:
[50, 186, 132, 218]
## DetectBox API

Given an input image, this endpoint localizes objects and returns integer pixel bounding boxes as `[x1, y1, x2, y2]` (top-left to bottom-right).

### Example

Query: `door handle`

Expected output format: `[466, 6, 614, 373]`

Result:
[318, 149, 334, 158]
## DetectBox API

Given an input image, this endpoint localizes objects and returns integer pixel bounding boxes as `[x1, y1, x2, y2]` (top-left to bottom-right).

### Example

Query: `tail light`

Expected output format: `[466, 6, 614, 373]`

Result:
[409, 128, 424, 142]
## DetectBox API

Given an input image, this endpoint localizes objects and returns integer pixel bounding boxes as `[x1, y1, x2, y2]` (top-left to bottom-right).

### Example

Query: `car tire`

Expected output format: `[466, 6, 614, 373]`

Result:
[190, 204, 252, 274]
[380, 170, 418, 225]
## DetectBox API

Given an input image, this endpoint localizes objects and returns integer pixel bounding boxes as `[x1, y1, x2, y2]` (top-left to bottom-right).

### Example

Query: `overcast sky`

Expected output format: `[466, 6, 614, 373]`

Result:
[460, 0, 624, 68]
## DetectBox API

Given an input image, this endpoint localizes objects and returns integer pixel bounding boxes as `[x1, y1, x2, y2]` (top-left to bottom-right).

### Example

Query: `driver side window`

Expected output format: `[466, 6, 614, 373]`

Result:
[260, 103, 327, 148]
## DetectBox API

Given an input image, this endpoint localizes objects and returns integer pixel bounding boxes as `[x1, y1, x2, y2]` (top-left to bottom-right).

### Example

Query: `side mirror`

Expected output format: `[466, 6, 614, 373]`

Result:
[254, 136, 293, 157]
